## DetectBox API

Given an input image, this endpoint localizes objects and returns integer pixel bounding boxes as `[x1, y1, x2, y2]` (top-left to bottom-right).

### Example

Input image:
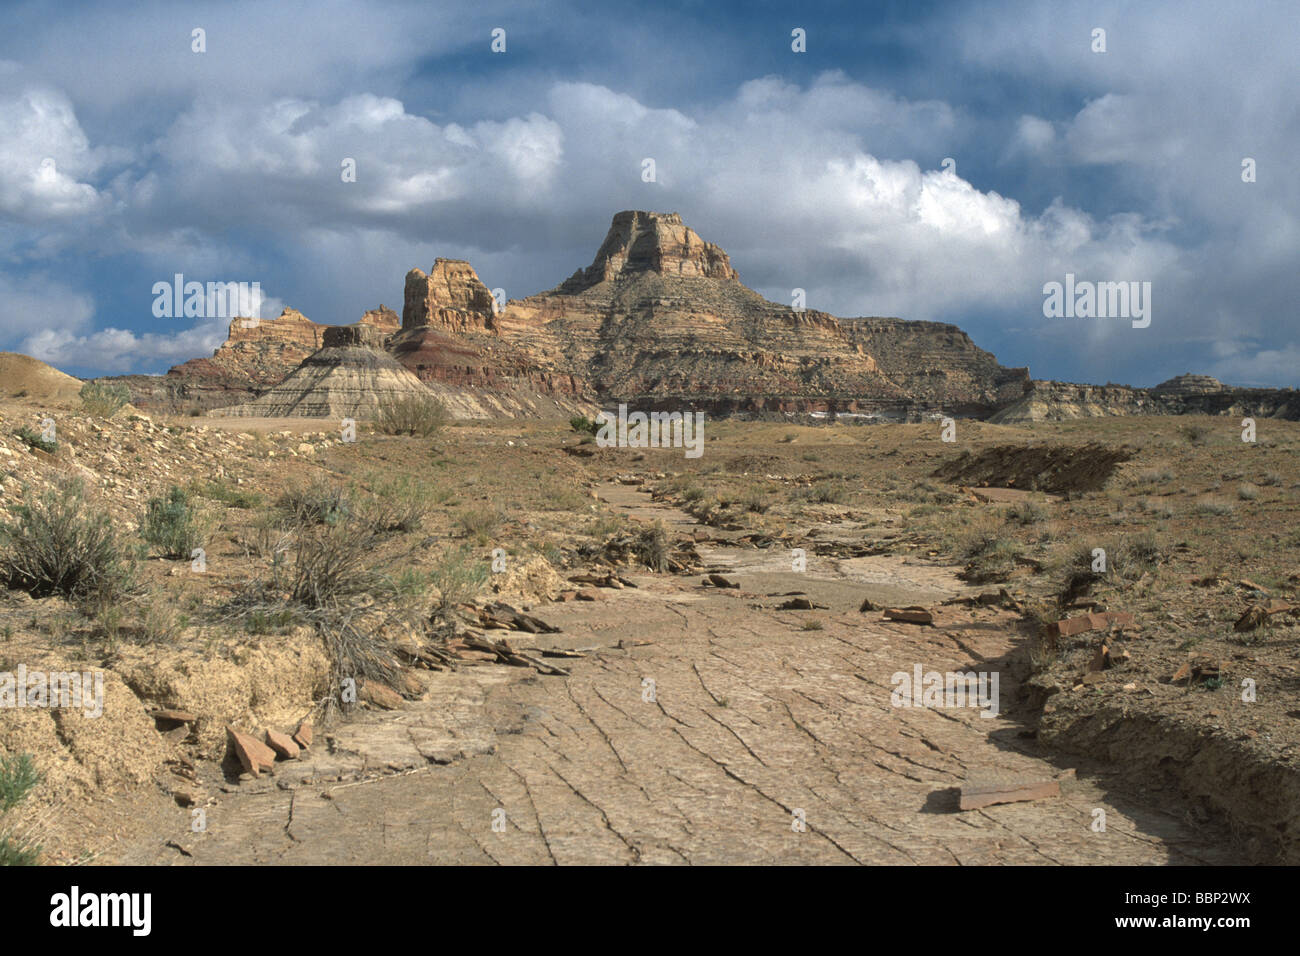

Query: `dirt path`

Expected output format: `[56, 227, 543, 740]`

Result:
[115, 484, 1241, 865]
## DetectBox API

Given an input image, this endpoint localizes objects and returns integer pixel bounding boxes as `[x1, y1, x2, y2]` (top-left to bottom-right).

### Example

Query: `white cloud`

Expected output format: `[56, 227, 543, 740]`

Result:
[0, 84, 105, 220]
[1, 1, 1296, 387]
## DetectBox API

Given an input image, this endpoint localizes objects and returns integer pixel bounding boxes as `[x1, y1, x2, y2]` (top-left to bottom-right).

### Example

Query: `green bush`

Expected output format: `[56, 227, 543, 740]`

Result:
[0, 477, 135, 601]
[14, 426, 54, 454]
[141, 486, 211, 558]
[569, 415, 599, 435]
[429, 546, 489, 614]
[79, 380, 131, 418]
[0, 754, 39, 813]
[0, 752, 41, 867]
[358, 474, 433, 533]
[277, 478, 351, 526]
[377, 393, 448, 437]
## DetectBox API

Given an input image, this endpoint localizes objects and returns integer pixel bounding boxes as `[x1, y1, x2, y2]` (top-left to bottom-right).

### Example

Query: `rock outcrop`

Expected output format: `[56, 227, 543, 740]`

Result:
[391, 257, 590, 410]
[1152, 373, 1226, 396]
[219, 323, 430, 420]
[110, 306, 402, 414]
[989, 378, 1300, 423]
[165, 211, 1031, 420]
[490, 211, 1027, 418]
[130, 209, 1295, 423]
[557, 210, 738, 291]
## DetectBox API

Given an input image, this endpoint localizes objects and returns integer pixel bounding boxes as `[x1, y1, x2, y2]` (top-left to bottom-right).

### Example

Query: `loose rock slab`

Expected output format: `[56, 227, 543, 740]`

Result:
[960, 776, 1061, 811]
[227, 727, 277, 776]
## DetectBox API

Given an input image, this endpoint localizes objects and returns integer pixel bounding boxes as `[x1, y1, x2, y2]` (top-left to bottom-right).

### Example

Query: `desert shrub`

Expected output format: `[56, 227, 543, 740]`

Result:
[141, 485, 211, 558]
[0, 477, 134, 602]
[139, 593, 183, 643]
[1136, 467, 1176, 484]
[569, 415, 599, 435]
[1238, 483, 1260, 501]
[587, 512, 630, 540]
[632, 522, 670, 572]
[1258, 471, 1283, 487]
[377, 393, 448, 437]
[796, 482, 847, 504]
[737, 488, 770, 513]
[1193, 498, 1235, 516]
[278, 478, 351, 526]
[189, 478, 262, 510]
[238, 510, 294, 560]
[1004, 498, 1049, 525]
[13, 426, 54, 454]
[680, 484, 706, 503]
[954, 518, 1024, 583]
[1180, 423, 1210, 445]
[78, 380, 131, 418]
[0, 752, 41, 866]
[429, 546, 489, 614]
[1108, 531, 1165, 581]
[245, 606, 297, 635]
[280, 520, 383, 609]
[456, 506, 501, 542]
[358, 474, 433, 533]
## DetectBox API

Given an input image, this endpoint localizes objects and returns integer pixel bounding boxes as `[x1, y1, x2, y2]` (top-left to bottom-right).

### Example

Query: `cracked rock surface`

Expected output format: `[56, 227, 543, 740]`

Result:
[118, 488, 1241, 865]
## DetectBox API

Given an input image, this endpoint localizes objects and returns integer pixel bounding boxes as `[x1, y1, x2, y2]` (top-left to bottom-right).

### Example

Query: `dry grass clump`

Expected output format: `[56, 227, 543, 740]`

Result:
[141, 485, 214, 558]
[0, 476, 136, 604]
[79, 380, 132, 418]
[377, 393, 448, 437]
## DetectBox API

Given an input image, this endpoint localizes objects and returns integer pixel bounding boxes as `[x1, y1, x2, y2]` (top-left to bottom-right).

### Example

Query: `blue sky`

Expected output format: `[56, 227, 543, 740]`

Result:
[1, 0, 1297, 387]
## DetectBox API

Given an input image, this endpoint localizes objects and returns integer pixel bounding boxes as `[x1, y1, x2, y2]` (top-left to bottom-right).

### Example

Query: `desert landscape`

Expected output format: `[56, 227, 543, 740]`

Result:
[1, 209, 1297, 868]
[0, 6, 1296, 912]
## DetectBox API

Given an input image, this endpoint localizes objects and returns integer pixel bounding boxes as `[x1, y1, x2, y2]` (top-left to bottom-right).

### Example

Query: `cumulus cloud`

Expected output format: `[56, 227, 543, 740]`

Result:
[22, 289, 287, 373]
[1, 0, 1296, 388]
[0, 83, 105, 220]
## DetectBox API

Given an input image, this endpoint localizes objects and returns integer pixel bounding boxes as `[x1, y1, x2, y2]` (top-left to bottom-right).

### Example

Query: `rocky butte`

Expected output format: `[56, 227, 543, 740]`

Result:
[109, 211, 1297, 421]
[392, 210, 1029, 419]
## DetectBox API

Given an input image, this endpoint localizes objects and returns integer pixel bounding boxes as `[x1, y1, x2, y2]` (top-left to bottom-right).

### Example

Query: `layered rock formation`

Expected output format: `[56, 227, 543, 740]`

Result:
[220, 323, 429, 419]
[132, 208, 1295, 424]
[159, 308, 325, 409]
[155, 211, 1031, 420]
[989, 378, 1300, 423]
[490, 211, 1027, 418]
[112, 306, 400, 414]
[391, 257, 589, 409]
[557, 210, 738, 291]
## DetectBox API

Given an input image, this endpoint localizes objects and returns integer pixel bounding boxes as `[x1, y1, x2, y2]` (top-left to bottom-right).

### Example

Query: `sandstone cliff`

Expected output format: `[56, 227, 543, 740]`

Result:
[492, 211, 1027, 418]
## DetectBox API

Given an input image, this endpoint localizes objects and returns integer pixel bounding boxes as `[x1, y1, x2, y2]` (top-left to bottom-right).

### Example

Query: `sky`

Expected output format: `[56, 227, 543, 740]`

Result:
[0, 0, 1296, 387]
